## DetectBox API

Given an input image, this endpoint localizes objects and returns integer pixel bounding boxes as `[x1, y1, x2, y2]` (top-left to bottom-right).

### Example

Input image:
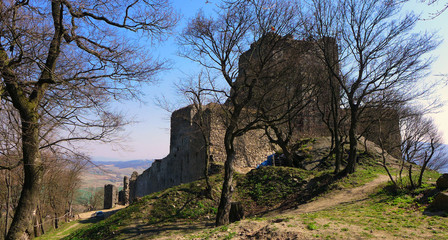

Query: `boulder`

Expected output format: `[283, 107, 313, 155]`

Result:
[430, 192, 448, 211]
[436, 174, 448, 190]
[229, 202, 245, 223]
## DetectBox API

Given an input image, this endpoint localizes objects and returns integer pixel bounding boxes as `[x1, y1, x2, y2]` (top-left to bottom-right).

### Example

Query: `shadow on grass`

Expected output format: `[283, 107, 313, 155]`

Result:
[423, 209, 447, 217]
[119, 220, 215, 239]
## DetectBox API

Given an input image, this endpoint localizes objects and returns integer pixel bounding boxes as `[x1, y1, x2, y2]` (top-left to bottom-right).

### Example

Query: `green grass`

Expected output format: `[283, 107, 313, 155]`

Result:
[60, 145, 445, 240]
[236, 166, 312, 207]
[35, 220, 90, 240]
[306, 222, 318, 230]
[296, 169, 446, 239]
[63, 151, 384, 240]
[64, 175, 224, 240]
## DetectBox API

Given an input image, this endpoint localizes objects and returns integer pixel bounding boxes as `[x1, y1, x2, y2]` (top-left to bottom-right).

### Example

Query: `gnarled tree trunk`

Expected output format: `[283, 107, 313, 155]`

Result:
[7, 115, 43, 240]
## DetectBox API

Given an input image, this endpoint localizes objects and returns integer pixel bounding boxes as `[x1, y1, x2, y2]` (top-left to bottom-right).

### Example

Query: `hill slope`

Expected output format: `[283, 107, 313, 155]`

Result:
[44, 139, 446, 240]
[63, 164, 446, 239]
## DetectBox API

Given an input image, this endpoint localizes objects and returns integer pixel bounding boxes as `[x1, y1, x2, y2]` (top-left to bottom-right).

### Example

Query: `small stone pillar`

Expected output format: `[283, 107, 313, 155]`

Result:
[123, 176, 130, 205]
[118, 190, 125, 204]
[129, 171, 138, 204]
[104, 184, 117, 209]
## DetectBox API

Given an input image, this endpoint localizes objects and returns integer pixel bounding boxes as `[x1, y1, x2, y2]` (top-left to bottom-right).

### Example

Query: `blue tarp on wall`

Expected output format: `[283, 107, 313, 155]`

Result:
[257, 154, 275, 168]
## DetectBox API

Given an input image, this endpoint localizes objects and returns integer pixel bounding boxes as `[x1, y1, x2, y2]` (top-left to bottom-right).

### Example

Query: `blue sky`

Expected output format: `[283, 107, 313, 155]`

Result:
[83, 0, 448, 162]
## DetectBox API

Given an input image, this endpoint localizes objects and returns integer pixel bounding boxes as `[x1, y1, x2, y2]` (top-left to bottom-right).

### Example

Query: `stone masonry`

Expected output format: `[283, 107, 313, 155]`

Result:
[129, 171, 138, 203]
[123, 176, 130, 205]
[129, 104, 274, 200]
[104, 184, 117, 209]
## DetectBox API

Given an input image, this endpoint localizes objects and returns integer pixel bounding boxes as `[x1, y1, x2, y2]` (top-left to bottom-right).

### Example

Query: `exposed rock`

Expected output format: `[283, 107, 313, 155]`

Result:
[229, 202, 245, 223]
[436, 174, 448, 190]
[430, 192, 448, 211]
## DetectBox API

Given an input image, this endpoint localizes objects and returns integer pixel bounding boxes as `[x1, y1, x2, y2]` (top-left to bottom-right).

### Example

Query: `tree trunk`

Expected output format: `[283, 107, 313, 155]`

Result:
[54, 213, 59, 229]
[6, 116, 43, 240]
[399, 155, 406, 185]
[343, 108, 358, 175]
[37, 205, 45, 235]
[5, 170, 11, 239]
[408, 164, 415, 189]
[33, 213, 40, 238]
[204, 144, 212, 199]
[0, 208, 2, 236]
[334, 135, 341, 174]
[216, 132, 236, 226]
[417, 163, 427, 188]
[418, 142, 435, 188]
[281, 146, 294, 167]
[332, 101, 341, 174]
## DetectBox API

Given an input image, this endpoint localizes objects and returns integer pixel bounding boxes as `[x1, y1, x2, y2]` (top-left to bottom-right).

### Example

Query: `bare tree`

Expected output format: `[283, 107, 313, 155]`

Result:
[179, 0, 303, 225]
[306, 0, 439, 175]
[400, 110, 443, 188]
[404, 0, 448, 19]
[39, 151, 86, 232]
[314, 54, 348, 174]
[176, 71, 217, 198]
[76, 187, 104, 212]
[0, 103, 23, 239]
[378, 104, 446, 189]
[0, 1, 177, 238]
[261, 63, 319, 168]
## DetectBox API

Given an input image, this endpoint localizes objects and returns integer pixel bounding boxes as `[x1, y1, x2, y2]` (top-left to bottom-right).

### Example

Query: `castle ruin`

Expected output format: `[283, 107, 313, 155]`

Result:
[103, 34, 400, 203]
[129, 104, 273, 200]
[125, 35, 339, 201]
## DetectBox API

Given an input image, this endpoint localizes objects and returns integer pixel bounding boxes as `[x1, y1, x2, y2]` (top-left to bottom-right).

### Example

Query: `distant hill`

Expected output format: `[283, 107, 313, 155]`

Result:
[413, 143, 448, 174]
[91, 159, 154, 169]
[80, 159, 153, 188]
[438, 144, 448, 173]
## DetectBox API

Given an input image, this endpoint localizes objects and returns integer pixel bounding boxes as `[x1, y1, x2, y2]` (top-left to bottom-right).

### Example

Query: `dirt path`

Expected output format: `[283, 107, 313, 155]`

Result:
[54, 222, 80, 238]
[77, 205, 126, 219]
[50, 205, 127, 239]
[284, 174, 390, 215]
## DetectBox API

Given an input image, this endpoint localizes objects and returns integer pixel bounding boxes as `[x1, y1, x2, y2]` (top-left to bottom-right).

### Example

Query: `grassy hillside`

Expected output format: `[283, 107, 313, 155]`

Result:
[50, 142, 446, 240]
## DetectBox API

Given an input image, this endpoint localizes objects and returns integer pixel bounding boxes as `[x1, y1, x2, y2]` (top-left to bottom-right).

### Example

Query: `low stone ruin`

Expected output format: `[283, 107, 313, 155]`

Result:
[104, 176, 133, 209]
[104, 184, 117, 209]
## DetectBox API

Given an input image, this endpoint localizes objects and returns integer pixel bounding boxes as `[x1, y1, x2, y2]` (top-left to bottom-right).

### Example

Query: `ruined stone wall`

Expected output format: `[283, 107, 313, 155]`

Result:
[133, 106, 204, 198]
[208, 105, 274, 171]
[104, 184, 117, 209]
[131, 104, 274, 199]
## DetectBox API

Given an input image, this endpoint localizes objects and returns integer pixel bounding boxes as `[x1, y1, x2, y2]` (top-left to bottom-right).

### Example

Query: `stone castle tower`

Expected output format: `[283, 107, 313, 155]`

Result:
[232, 33, 339, 138]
